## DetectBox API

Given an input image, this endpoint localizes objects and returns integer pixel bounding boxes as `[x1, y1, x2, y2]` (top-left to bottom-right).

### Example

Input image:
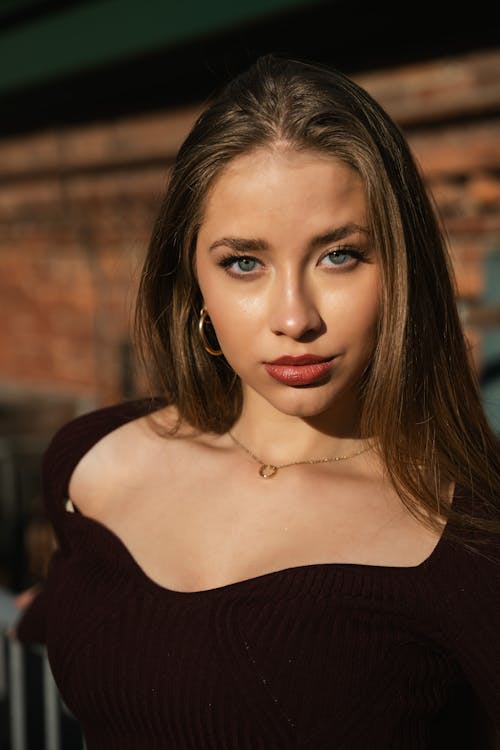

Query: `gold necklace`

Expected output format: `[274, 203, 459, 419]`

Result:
[228, 431, 372, 478]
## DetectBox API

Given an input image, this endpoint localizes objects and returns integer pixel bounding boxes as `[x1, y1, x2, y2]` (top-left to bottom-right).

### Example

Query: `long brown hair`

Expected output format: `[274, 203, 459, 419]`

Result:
[135, 54, 500, 557]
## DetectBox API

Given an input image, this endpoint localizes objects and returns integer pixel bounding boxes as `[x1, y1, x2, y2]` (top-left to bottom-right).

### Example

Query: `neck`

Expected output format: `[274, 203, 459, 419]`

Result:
[230, 388, 369, 465]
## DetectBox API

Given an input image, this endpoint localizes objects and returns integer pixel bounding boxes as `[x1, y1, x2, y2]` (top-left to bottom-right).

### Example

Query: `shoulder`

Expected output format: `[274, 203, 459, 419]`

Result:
[41, 396, 170, 516]
[437, 483, 500, 568]
[427, 485, 500, 619]
[68, 399, 186, 514]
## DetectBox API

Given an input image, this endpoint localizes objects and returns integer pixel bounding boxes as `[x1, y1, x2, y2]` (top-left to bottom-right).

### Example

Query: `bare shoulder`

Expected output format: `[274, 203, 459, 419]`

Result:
[67, 403, 187, 517]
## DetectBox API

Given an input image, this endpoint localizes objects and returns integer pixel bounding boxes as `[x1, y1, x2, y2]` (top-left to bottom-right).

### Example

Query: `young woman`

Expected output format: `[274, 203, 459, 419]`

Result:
[16, 54, 500, 749]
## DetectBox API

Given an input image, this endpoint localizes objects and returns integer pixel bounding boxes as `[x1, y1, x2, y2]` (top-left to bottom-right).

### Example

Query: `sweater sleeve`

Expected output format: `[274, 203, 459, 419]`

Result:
[14, 397, 163, 645]
[432, 527, 500, 732]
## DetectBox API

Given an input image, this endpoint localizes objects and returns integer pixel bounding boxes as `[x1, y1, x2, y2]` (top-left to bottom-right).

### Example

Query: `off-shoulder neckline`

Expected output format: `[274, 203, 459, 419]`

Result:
[57, 398, 462, 599]
[63, 483, 461, 600]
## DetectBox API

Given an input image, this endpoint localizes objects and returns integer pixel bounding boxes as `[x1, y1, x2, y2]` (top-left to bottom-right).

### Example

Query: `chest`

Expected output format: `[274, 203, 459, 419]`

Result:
[95, 465, 445, 593]
[45, 554, 464, 750]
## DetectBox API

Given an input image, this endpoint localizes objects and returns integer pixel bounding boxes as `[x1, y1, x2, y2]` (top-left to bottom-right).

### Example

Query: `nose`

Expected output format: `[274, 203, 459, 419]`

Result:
[269, 276, 323, 340]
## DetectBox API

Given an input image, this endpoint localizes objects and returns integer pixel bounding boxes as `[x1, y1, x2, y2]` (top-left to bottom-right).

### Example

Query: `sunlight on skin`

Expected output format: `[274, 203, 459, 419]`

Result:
[195, 147, 381, 464]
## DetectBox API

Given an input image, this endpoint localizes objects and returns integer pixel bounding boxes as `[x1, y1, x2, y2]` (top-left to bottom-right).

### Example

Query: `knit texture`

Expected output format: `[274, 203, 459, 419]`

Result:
[16, 399, 500, 749]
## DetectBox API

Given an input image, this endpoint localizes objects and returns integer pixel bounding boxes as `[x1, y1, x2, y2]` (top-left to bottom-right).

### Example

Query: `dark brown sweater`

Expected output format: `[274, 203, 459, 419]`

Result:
[16, 399, 500, 749]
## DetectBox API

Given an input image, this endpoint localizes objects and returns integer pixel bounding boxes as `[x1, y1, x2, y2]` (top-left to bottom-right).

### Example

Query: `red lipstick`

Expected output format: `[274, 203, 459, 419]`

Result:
[264, 355, 336, 385]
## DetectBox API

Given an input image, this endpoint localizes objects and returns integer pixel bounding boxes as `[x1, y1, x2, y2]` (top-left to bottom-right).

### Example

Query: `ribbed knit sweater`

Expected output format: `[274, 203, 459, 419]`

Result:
[16, 399, 500, 749]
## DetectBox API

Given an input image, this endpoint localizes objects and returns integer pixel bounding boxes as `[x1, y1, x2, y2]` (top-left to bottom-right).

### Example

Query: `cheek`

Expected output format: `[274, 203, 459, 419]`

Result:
[357, 281, 381, 351]
[204, 297, 265, 374]
[204, 287, 265, 331]
[339, 281, 381, 359]
[327, 271, 380, 323]
[208, 305, 257, 353]
[358, 282, 380, 325]
[358, 290, 380, 342]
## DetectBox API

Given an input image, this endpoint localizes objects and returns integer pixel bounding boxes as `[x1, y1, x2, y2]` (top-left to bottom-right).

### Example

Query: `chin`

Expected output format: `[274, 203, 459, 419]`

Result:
[268, 392, 339, 419]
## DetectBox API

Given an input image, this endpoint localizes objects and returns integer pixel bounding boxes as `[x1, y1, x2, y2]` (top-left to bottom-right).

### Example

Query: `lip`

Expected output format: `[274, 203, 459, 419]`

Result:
[264, 356, 336, 386]
[267, 354, 333, 365]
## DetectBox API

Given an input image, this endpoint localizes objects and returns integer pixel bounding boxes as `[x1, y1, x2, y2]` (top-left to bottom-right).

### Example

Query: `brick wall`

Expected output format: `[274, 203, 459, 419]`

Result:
[1, 48, 499, 412]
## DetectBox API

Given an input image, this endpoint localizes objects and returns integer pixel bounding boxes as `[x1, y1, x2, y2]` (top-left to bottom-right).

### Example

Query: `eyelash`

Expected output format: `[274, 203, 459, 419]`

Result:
[217, 246, 367, 277]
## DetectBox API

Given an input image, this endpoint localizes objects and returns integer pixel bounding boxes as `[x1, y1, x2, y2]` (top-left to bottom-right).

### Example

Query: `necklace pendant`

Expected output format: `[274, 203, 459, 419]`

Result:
[259, 464, 278, 478]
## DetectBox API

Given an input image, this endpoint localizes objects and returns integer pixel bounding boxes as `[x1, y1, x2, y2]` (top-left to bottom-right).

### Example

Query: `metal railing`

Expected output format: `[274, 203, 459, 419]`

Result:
[0, 414, 93, 749]
[1, 626, 86, 750]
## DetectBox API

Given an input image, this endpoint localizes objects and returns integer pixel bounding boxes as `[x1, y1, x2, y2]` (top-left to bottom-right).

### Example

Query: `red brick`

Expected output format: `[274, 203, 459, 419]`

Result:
[2, 49, 499, 403]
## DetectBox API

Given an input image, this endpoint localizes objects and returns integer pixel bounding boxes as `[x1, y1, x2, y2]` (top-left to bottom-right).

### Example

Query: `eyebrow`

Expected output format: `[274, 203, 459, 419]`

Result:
[208, 223, 369, 253]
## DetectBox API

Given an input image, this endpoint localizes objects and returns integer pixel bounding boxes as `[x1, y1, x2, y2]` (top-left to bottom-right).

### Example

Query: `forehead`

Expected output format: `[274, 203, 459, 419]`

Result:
[199, 147, 367, 239]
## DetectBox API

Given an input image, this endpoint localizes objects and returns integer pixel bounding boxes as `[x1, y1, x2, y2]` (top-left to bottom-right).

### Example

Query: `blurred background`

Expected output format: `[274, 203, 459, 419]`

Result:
[0, 1, 499, 745]
[0, 0, 499, 594]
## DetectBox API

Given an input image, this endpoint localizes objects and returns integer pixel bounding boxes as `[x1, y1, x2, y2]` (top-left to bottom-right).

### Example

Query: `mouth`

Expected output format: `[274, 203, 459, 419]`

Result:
[263, 356, 336, 386]
[267, 354, 333, 366]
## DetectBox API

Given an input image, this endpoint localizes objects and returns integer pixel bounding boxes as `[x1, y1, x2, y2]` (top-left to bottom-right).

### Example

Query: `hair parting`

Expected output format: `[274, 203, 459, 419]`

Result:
[134, 53, 500, 559]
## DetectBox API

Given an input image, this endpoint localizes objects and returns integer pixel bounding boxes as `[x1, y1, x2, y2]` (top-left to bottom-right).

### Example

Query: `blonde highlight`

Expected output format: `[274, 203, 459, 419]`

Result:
[134, 53, 500, 559]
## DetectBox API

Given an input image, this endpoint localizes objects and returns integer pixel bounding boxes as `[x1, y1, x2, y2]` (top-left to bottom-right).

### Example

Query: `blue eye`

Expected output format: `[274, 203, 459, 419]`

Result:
[234, 257, 258, 272]
[326, 250, 350, 265]
[218, 254, 261, 275]
[322, 248, 363, 267]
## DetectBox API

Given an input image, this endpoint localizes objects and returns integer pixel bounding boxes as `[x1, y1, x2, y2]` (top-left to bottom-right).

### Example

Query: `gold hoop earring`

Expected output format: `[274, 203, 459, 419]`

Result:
[198, 307, 223, 356]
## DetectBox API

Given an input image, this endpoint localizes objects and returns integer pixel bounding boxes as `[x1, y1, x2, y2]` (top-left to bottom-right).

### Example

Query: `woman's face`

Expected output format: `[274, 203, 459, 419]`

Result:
[195, 147, 380, 420]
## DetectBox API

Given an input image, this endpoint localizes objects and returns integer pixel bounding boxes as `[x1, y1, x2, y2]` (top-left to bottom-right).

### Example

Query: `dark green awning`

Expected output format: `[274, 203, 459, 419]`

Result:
[0, 0, 323, 94]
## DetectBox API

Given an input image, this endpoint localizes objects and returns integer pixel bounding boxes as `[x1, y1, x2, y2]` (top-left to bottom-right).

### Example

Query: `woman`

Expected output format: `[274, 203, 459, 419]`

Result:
[16, 54, 500, 748]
